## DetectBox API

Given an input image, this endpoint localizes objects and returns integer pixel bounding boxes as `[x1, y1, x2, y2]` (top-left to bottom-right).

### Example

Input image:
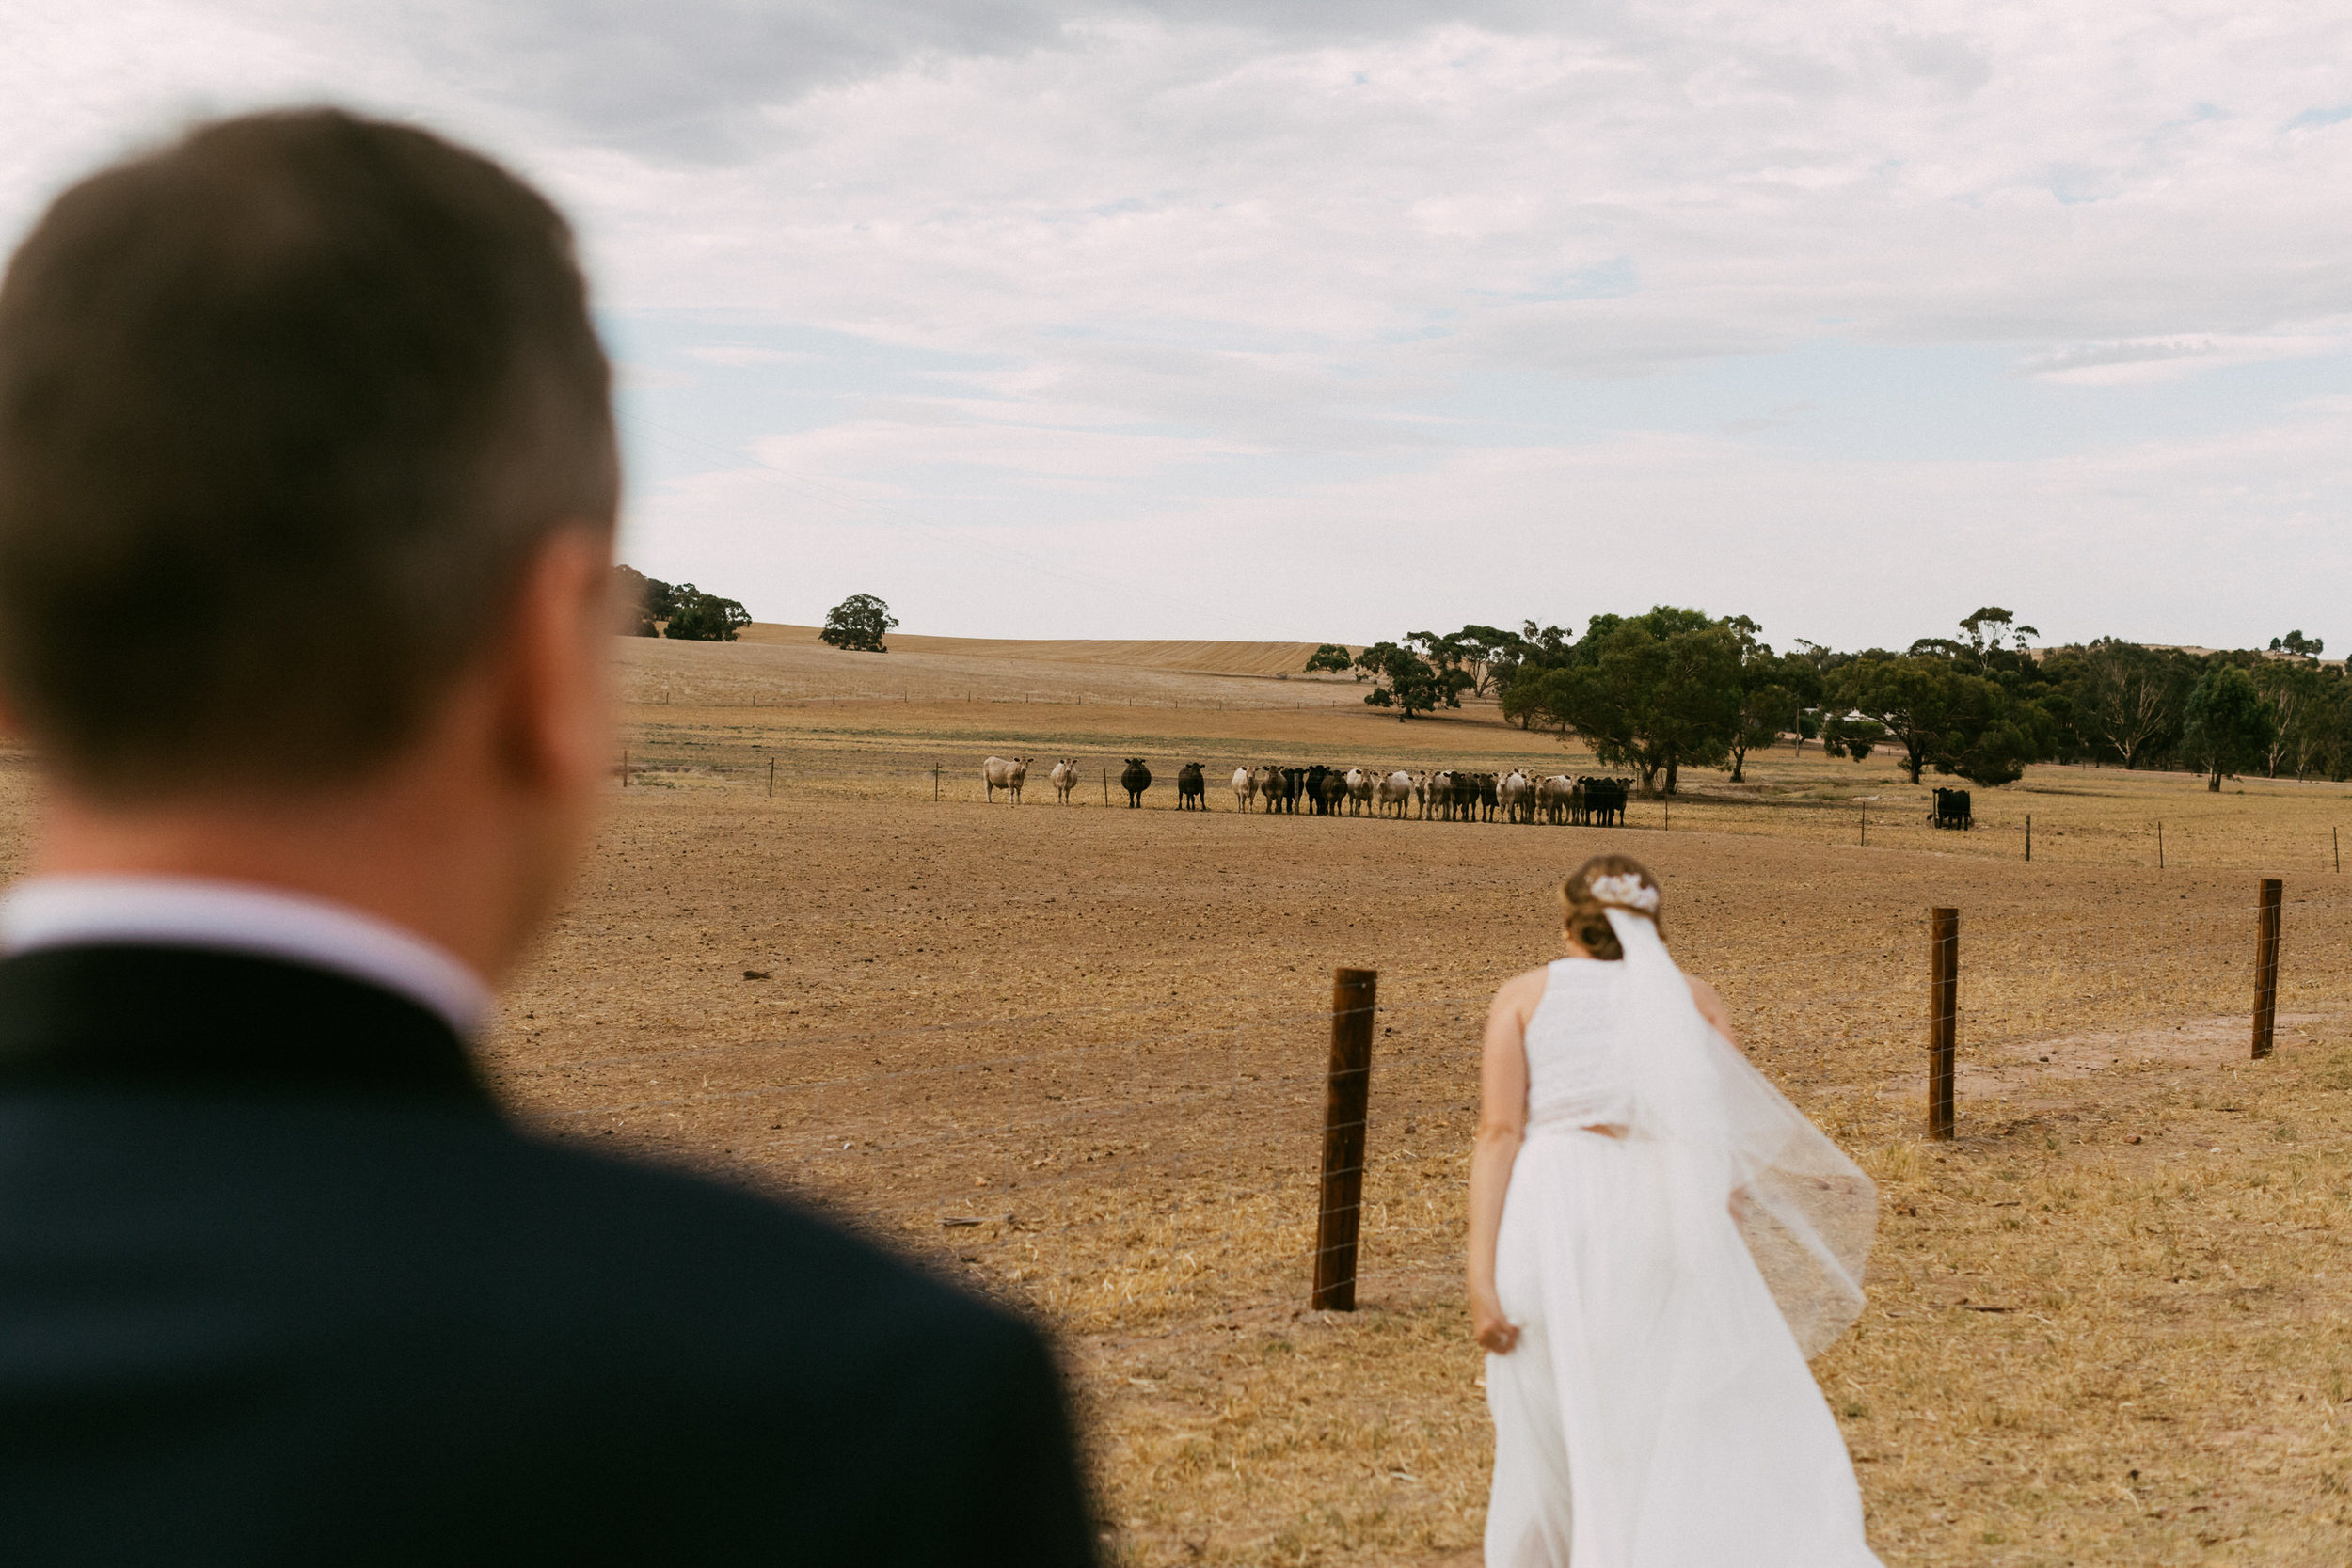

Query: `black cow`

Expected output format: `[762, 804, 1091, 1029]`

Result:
[1317, 769, 1347, 815]
[1477, 772, 1500, 823]
[1120, 758, 1152, 807]
[1932, 787, 1972, 830]
[1175, 762, 1206, 810]
[1302, 765, 1331, 816]
[1579, 777, 1629, 827]
[1451, 773, 1482, 822]
[1279, 767, 1305, 814]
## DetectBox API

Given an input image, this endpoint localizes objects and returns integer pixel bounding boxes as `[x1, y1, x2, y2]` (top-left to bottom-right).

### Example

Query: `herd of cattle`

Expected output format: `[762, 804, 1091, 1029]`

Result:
[980, 755, 1633, 825]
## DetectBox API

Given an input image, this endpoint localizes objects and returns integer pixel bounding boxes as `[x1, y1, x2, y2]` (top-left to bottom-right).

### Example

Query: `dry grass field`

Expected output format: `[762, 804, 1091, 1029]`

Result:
[8, 629, 2347, 1565]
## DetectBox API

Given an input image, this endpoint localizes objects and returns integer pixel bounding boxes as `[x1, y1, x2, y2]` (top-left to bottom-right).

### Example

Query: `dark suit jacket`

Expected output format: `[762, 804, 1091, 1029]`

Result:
[0, 945, 1096, 1565]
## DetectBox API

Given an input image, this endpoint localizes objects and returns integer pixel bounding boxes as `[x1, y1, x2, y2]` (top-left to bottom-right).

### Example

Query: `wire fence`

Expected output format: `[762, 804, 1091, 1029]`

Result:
[605, 728, 2352, 884]
[507, 883, 2350, 1341]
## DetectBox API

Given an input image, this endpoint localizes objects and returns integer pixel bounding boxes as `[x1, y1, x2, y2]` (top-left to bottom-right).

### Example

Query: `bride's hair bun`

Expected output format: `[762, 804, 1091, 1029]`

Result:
[1557, 853, 1662, 960]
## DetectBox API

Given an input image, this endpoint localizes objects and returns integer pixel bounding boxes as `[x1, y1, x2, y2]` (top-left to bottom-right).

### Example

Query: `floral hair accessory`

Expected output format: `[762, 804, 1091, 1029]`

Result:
[1587, 873, 1660, 913]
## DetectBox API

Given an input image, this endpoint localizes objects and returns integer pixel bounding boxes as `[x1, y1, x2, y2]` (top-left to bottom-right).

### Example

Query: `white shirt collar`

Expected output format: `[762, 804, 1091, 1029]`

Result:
[0, 875, 494, 1036]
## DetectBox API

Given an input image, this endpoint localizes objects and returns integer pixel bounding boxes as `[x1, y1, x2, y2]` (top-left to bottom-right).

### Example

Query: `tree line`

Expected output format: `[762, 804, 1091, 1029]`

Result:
[1307, 611, 2342, 796]
[615, 566, 752, 641]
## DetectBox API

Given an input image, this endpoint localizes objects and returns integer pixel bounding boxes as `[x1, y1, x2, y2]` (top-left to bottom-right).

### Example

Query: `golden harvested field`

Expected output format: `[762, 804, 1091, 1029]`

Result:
[512, 636, 2352, 1565]
[12, 630, 2352, 1566]
[734, 622, 1360, 681]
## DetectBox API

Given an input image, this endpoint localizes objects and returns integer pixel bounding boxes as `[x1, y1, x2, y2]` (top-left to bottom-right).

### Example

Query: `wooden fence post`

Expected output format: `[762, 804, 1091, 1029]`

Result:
[2026, 814, 2032, 863]
[1312, 968, 1379, 1311]
[2252, 878, 2282, 1060]
[621, 747, 628, 787]
[767, 757, 775, 798]
[1928, 907, 1958, 1140]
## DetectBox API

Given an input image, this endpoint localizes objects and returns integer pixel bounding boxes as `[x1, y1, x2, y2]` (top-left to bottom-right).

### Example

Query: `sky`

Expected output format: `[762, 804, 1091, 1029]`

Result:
[5, 2, 2351, 651]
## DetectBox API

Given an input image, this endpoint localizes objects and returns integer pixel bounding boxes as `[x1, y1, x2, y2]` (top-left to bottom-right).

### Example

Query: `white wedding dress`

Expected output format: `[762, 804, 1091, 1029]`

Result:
[1486, 912, 1883, 1567]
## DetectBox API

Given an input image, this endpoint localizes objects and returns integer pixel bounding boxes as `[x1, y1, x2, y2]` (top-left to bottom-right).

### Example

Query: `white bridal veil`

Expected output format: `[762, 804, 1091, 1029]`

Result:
[1601, 905, 1877, 1357]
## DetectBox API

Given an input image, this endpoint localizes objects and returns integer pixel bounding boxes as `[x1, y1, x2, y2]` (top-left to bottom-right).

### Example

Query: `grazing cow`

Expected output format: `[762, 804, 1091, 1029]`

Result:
[1932, 787, 1972, 830]
[1176, 762, 1207, 810]
[1303, 765, 1332, 816]
[1250, 764, 1283, 812]
[1048, 758, 1080, 804]
[1344, 768, 1374, 816]
[1317, 769, 1347, 815]
[982, 755, 1029, 804]
[1376, 770, 1414, 818]
[1499, 770, 1535, 824]
[1120, 758, 1152, 807]
[1231, 766, 1257, 811]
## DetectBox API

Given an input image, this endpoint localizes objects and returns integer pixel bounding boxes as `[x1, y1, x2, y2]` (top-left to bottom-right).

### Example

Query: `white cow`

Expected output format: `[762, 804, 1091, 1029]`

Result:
[1377, 770, 1415, 818]
[1048, 758, 1080, 804]
[1343, 768, 1374, 816]
[1422, 768, 1458, 820]
[1498, 769, 1535, 824]
[1536, 774, 1576, 825]
[1231, 766, 1257, 811]
[982, 755, 1030, 803]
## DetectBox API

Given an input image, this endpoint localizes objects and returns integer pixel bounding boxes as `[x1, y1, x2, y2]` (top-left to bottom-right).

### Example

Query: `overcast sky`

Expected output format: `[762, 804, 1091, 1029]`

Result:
[8, 2, 2351, 650]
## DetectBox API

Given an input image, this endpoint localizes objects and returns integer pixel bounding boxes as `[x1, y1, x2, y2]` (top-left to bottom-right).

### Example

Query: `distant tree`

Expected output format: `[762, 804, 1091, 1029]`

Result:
[1818, 711, 1886, 763]
[1509, 608, 1741, 795]
[2298, 672, 2352, 781]
[2270, 629, 2325, 657]
[1496, 622, 1573, 728]
[820, 593, 898, 653]
[1304, 643, 1355, 675]
[1958, 606, 2039, 664]
[1834, 655, 2042, 786]
[1411, 625, 1525, 698]
[2049, 639, 2195, 769]
[2249, 658, 2325, 777]
[1719, 617, 1822, 783]
[612, 564, 671, 636]
[2181, 664, 2276, 791]
[1728, 683, 1795, 782]
[1356, 641, 1468, 720]
[1831, 658, 1949, 783]
[662, 586, 751, 642]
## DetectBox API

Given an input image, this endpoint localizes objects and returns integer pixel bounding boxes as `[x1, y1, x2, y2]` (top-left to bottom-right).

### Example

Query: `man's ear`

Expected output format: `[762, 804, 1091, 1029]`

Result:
[495, 525, 616, 793]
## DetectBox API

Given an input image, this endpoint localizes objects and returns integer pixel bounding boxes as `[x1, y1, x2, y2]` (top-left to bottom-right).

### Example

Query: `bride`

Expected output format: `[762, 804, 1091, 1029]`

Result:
[1469, 853, 1882, 1567]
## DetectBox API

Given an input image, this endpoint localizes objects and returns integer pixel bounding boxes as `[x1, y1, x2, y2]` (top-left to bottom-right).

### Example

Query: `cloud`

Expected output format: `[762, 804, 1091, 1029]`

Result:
[10, 2, 2352, 647]
[682, 345, 818, 366]
[2021, 324, 2352, 386]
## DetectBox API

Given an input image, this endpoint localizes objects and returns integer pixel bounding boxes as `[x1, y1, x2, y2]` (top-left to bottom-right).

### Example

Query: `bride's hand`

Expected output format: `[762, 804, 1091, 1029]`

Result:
[1470, 1291, 1520, 1354]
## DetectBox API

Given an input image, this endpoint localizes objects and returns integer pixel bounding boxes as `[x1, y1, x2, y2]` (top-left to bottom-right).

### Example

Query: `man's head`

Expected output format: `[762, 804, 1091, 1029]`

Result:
[0, 107, 616, 798]
[0, 109, 622, 978]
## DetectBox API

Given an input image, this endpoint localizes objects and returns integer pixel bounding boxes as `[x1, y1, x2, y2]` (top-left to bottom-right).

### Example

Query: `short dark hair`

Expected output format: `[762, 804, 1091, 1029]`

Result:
[0, 108, 615, 799]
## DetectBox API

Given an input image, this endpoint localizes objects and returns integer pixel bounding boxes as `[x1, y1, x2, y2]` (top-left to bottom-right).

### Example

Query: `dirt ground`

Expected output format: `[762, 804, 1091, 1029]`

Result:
[10, 633, 2351, 1565]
